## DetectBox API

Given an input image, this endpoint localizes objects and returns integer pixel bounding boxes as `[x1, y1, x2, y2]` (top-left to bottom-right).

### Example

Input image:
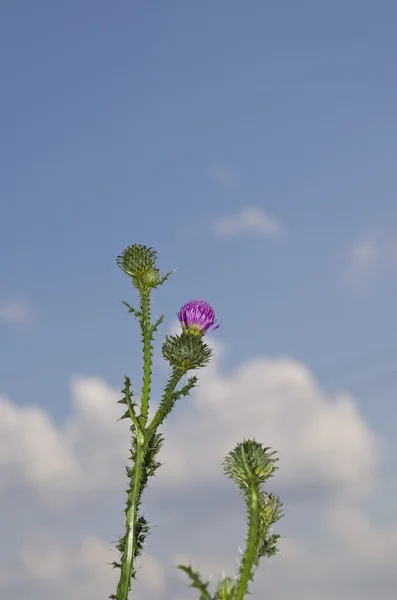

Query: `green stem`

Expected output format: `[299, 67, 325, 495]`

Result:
[146, 368, 185, 436]
[124, 388, 141, 433]
[115, 439, 145, 600]
[139, 291, 152, 425]
[114, 291, 154, 599]
[234, 482, 260, 600]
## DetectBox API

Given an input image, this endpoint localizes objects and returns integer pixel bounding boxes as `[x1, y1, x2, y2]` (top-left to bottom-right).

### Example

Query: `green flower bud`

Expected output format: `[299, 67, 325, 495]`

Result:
[223, 440, 279, 490]
[116, 244, 168, 291]
[259, 532, 282, 558]
[214, 576, 236, 600]
[260, 492, 284, 526]
[162, 332, 212, 371]
[141, 267, 160, 287]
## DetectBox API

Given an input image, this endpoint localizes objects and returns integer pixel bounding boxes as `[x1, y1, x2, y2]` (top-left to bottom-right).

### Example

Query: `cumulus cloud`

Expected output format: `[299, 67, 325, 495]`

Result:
[0, 300, 32, 324]
[2, 533, 165, 600]
[171, 513, 397, 600]
[326, 503, 397, 564]
[213, 207, 283, 238]
[0, 394, 78, 494]
[0, 345, 395, 599]
[0, 347, 379, 500]
[160, 346, 380, 497]
[0, 378, 129, 503]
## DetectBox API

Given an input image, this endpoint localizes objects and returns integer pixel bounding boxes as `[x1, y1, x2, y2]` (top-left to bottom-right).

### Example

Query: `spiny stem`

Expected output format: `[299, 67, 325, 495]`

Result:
[234, 481, 260, 600]
[115, 440, 145, 600]
[124, 388, 141, 433]
[139, 291, 152, 426]
[115, 290, 154, 599]
[146, 368, 185, 436]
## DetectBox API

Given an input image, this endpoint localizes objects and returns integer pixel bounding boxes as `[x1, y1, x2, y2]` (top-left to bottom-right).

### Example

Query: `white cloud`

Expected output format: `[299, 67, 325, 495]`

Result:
[160, 347, 380, 496]
[6, 534, 165, 600]
[0, 377, 130, 502]
[0, 393, 79, 494]
[171, 513, 397, 600]
[214, 207, 283, 238]
[170, 494, 397, 599]
[0, 345, 396, 599]
[0, 350, 379, 500]
[0, 300, 32, 324]
[63, 377, 130, 492]
[326, 503, 397, 565]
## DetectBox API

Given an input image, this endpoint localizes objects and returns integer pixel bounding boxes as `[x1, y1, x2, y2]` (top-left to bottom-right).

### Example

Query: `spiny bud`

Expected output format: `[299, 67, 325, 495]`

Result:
[259, 492, 284, 527]
[214, 576, 236, 600]
[223, 440, 279, 491]
[259, 532, 282, 559]
[116, 244, 170, 292]
[162, 332, 212, 371]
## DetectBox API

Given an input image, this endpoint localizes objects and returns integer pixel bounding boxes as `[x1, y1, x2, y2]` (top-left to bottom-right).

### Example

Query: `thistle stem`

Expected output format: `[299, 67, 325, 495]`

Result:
[115, 439, 145, 600]
[115, 290, 154, 599]
[139, 291, 152, 426]
[234, 482, 260, 600]
[146, 368, 185, 436]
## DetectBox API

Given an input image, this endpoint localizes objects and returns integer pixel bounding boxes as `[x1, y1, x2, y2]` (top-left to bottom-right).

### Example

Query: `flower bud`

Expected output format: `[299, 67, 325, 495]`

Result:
[214, 576, 236, 600]
[116, 244, 162, 291]
[162, 332, 212, 371]
[223, 440, 279, 490]
[260, 492, 283, 526]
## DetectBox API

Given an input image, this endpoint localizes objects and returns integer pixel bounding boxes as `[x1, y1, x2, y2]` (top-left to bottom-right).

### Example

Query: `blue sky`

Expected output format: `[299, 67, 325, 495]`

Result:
[1, 2, 397, 599]
[1, 0, 397, 410]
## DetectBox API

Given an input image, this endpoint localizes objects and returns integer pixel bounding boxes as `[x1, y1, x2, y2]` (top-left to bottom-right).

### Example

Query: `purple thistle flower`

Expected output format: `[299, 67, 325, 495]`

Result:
[177, 300, 220, 335]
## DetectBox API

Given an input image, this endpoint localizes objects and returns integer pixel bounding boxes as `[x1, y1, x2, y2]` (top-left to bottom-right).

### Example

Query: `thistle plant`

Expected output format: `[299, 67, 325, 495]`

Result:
[178, 441, 283, 600]
[110, 243, 284, 600]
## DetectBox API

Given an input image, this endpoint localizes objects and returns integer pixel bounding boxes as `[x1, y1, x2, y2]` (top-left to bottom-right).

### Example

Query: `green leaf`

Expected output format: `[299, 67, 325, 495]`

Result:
[120, 299, 141, 318]
[151, 313, 164, 333]
[177, 564, 212, 600]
